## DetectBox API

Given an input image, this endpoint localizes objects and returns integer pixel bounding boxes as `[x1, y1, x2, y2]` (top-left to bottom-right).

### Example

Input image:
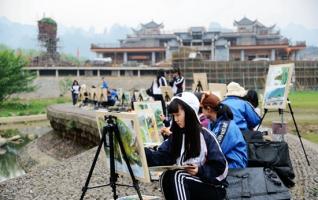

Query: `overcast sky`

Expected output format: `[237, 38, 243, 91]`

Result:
[1, 0, 318, 33]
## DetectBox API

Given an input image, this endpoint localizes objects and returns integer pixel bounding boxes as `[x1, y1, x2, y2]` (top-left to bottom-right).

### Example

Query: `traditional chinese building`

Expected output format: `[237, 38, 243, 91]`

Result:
[91, 21, 178, 66]
[91, 18, 306, 65]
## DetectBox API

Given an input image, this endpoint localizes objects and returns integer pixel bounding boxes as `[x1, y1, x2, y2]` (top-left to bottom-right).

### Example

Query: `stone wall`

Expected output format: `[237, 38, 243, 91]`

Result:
[47, 104, 100, 145]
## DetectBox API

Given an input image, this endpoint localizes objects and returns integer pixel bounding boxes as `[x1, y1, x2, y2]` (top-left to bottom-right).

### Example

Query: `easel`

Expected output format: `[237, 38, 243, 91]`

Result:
[164, 92, 171, 102]
[257, 98, 310, 166]
[194, 81, 203, 92]
[138, 93, 144, 102]
[121, 93, 126, 106]
[80, 115, 143, 200]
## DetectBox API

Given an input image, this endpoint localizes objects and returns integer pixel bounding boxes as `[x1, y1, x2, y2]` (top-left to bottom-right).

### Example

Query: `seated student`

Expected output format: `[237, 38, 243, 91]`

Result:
[194, 92, 210, 128]
[201, 93, 247, 168]
[100, 88, 118, 107]
[244, 89, 261, 116]
[222, 82, 261, 132]
[145, 92, 228, 200]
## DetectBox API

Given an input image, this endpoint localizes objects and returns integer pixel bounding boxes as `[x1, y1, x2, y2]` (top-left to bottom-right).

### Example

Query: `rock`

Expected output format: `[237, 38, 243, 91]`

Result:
[0, 136, 8, 147]
[8, 135, 21, 141]
[27, 134, 37, 141]
[0, 147, 7, 155]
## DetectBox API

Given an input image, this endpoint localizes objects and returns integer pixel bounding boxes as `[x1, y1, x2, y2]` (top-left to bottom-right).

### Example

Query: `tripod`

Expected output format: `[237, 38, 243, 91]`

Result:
[257, 99, 310, 166]
[121, 93, 126, 106]
[80, 115, 143, 200]
[164, 92, 171, 102]
[138, 93, 144, 102]
[194, 80, 203, 92]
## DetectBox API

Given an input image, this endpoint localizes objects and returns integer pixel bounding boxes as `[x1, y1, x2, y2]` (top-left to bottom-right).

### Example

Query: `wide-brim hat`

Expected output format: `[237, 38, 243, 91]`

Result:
[226, 82, 247, 97]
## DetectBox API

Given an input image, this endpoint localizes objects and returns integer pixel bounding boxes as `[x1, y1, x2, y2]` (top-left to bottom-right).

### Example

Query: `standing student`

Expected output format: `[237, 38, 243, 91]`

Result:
[145, 92, 228, 200]
[201, 93, 247, 168]
[170, 68, 185, 95]
[101, 77, 108, 89]
[71, 80, 80, 105]
[152, 69, 168, 114]
[222, 82, 260, 132]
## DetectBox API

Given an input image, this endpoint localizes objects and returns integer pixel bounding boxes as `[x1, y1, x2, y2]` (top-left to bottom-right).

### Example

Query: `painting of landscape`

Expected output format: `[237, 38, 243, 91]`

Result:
[96, 111, 150, 183]
[134, 101, 164, 130]
[263, 63, 294, 109]
[136, 109, 162, 147]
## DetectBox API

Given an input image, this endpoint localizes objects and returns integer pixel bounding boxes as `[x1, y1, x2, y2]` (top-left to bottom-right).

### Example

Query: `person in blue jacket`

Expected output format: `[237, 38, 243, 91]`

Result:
[201, 93, 247, 169]
[145, 92, 228, 200]
[222, 82, 260, 132]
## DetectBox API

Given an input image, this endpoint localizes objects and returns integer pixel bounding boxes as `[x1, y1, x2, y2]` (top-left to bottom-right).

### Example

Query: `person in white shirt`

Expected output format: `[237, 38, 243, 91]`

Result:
[152, 69, 168, 114]
[71, 80, 80, 105]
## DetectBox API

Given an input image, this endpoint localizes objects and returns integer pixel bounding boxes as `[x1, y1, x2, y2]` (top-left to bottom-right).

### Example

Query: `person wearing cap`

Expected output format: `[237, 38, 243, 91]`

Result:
[145, 92, 228, 200]
[222, 82, 261, 132]
[169, 68, 185, 95]
[201, 93, 247, 169]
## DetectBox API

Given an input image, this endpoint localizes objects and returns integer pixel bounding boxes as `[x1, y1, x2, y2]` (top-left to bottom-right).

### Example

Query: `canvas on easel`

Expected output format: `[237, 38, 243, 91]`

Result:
[117, 88, 123, 101]
[89, 86, 98, 101]
[79, 84, 88, 101]
[99, 88, 108, 102]
[263, 63, 294, 110]
[96, 111, 151, 183]
[122, 91, 131, 106]
[134, 91, 145, 102]
[193, 73, 208, 92]
[134, 101, 164, 130]
[139, 89, 151, 101]
[136, 109, 162, 147]
[160, 86, 173, 102]
[208, 83, 227, 100]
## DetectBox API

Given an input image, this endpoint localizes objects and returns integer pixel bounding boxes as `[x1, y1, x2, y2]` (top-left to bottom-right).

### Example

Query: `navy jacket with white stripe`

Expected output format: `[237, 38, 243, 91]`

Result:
[145, 127, 228, 185]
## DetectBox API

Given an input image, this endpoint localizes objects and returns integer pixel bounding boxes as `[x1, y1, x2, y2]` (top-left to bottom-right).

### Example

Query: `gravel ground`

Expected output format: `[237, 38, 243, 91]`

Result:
[0, 133, 318, 200]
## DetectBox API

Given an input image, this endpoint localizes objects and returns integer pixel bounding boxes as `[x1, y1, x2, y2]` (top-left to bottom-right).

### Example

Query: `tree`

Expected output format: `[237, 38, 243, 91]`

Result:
[0, 50, 36, 103]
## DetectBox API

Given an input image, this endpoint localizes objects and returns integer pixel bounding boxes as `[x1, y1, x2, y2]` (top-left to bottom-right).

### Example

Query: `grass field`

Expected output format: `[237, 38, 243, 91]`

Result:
[288, 91, 318, 109]
[261, 91, 318, 143]
[0, 97, 71, 117]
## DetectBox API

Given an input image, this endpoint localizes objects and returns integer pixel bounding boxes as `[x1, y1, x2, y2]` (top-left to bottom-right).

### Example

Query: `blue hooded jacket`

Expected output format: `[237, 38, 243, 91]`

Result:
[222, 96, 260, 131]
[208, 117, 247, 169]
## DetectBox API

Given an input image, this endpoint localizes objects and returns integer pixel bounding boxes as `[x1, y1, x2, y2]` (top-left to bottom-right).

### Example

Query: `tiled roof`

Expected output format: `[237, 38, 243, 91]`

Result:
[142, 21, 162, 28]
[234, 17, 255, 25]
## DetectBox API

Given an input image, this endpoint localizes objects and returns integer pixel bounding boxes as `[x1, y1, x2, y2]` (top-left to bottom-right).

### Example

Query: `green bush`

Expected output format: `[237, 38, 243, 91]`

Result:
[0, 50, 36, 104]
[0, 129, 20, 138]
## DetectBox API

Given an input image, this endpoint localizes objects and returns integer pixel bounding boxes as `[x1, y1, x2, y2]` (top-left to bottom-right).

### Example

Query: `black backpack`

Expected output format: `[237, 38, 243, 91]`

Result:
[226, 167, 291, 200]
[243, 130, 295, 188]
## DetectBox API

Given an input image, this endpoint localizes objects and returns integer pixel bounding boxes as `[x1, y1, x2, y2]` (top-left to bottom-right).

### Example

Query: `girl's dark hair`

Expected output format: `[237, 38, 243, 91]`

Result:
[168, 99, 202, 161]
[173, 68, 181, 76]
[216, 103, 233, 120]
[156, 69, 165, 86]
[73, 80, 78, 85]
[245, 90, 259, 108]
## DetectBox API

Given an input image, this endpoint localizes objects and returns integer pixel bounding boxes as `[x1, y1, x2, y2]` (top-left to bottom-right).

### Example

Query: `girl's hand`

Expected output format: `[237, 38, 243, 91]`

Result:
[184, 164, 198, 176]
[159, 114, 166, 121]
[160, 127, 172, 137]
